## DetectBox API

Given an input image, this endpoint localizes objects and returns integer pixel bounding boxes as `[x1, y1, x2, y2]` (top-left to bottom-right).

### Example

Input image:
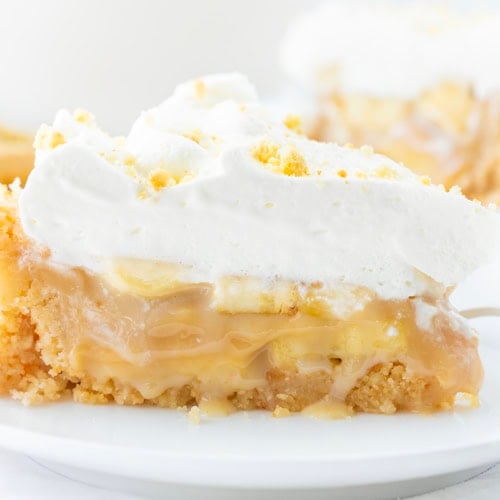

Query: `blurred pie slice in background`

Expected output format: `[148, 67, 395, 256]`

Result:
[280, 1, 500, 203]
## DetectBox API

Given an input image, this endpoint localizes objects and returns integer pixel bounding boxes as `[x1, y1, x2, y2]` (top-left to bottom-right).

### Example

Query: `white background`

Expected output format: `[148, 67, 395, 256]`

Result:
[0, 0, 315, 133]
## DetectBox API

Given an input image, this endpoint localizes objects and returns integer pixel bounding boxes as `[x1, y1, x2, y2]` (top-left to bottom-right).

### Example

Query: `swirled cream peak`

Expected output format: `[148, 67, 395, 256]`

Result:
[20, 73, 500, 299]
[280, 1, 500, 97]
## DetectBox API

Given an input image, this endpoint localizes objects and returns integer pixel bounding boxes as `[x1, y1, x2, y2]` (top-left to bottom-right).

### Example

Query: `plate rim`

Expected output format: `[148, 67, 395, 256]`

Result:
[0, 320, 498, 489]
[0, 408, 498, 489]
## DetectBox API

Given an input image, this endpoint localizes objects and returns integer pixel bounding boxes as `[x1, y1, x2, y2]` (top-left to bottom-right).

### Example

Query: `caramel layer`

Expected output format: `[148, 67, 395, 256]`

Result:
[24, 261, 482, 411]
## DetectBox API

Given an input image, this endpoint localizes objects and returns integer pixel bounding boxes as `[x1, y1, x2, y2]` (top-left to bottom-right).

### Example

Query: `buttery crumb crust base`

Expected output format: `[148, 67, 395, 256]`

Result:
[312, 83, 500, 204]
[0, 188, 482, 415]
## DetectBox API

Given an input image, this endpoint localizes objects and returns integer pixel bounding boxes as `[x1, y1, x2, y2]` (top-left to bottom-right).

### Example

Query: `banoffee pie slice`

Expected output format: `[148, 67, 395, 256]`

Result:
[0, 74, 499, 416]
[281, 2, 500, 203]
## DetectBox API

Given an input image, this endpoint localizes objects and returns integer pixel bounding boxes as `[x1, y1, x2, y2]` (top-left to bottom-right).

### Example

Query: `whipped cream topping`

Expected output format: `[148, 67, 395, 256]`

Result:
[280, 1, 500, 97]
[19, 73, 500, 299]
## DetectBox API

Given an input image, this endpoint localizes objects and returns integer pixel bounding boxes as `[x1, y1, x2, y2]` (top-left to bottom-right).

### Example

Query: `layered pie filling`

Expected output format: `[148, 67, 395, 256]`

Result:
[281, 3, 500, 203]
[0, 74, 499, 415]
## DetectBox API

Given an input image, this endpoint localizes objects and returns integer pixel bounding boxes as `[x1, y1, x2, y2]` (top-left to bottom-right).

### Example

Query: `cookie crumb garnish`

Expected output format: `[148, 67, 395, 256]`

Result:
[283, 114, 303, 135]
[374, 165, 397, 179]
[123, 154, 136, 167]
[272, 405, 291, 418]
[282, 149, 309, 177]
[183, 129, 203, 144]
[253, 142, 281, 166]
[194, 80, 206, 100]
[73, 108, 94, 124]
[149, 169, 178, 191]
[253, 142, 309, 177]
[137, 188, 148, 200]
[147, 169, 195, 192]
[188, 405, 201, 424]
[33, 125, 66, 150]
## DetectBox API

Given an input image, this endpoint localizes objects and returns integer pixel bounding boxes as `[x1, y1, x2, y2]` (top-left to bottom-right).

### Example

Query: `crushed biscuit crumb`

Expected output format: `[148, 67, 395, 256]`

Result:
[374, 165, 397, 179]
[253, 142, 281, 166]
[149, 170, 177, 191]
[281, 149, 309, 177]
[454, 392, 479, 409]
[283, 114, 303, 135]
[33, 125, 65, 151]
[124, 164, 137, 179]
[253, 142, 309, 177]
[272, 405, 291, 418]
[183, 129, 203, 144]
[188, 405, 201, 424]
[50, 131, 65, 148]
[337, 169, 347, 178]
[147, 169, 195, 192]
[194, 80, 206, 99]
[73, 108, 94, 124]
[122, 154, 136, 167]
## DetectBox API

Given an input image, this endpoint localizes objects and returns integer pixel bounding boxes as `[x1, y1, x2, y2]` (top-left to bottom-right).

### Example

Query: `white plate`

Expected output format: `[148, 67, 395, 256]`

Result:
[0, 268, 499, 499]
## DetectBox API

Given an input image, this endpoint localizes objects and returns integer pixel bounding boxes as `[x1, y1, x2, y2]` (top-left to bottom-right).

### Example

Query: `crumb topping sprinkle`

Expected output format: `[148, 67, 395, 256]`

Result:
[283, 114, 303, 135]
[32, 74, 434, 190]
[252, 142, 309, 177]
[34, 125, 66, 151]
